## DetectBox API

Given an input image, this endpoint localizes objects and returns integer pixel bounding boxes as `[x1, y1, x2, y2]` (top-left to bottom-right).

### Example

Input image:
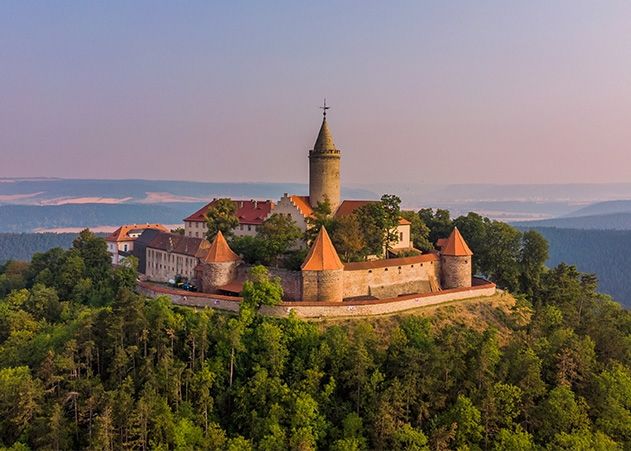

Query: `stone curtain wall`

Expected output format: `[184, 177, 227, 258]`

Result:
[138, 279, 495, 319]
[342, 256, 441, 299]
[235, 265, 303, 301]
[268, 267, 302, 301]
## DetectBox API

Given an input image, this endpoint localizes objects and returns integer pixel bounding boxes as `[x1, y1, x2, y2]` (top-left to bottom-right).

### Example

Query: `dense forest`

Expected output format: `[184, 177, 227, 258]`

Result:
[1, 224, 631, 449]
[521, 227, 631, 308]
[0, 233, 78, 263]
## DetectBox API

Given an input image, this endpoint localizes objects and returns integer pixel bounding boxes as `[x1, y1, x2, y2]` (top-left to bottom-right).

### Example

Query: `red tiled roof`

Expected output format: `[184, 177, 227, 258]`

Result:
[289, 195, 314, 217]
[334, 200, 375, 218]
[436, 238, 448, 249]
[441, 227, 473, 256]
[106, 224, 168, 242]
[334, 200, 411, 227]
[301, 227, 344, 271]
[200, 231, 240, 263]
[184, 199, 275, 225]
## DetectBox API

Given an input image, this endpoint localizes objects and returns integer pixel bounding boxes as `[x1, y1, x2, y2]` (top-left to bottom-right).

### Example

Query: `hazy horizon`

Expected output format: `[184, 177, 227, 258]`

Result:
[2, 1, 631, 185]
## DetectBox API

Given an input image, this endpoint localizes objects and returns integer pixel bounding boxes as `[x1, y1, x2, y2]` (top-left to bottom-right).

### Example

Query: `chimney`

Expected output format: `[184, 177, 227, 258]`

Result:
[254, 200, 258, 208]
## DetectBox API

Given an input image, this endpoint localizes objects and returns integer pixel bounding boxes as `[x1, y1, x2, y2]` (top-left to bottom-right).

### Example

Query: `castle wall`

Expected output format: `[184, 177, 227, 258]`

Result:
[441, 255, 472, 289]
[343, 256, 441, 299]
[268, 267, 302, 301]
[309, 152, 340, 211]
[138, 278, 497, 319]
[302, 269, 344, 302]
[235, 265, 302, 301]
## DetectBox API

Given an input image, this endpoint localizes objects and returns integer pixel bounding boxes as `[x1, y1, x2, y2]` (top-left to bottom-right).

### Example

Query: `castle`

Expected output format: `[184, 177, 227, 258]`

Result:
[184, 109, 476, 303]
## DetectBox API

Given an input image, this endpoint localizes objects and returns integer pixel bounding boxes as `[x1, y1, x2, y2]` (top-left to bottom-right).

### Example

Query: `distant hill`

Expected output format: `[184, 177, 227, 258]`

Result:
[512, 212, 631, 230]
[0, 178, 376, 205]
[0, 203, 204, 232]
[518, 226, 631, 307]
[562, 199, 631, 218]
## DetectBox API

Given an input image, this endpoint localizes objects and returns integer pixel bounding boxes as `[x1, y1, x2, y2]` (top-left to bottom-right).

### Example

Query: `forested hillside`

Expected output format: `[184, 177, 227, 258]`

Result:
[521, 227, 631, 307]
[0, 233, 78, 263]
[1, 230, 631, 449]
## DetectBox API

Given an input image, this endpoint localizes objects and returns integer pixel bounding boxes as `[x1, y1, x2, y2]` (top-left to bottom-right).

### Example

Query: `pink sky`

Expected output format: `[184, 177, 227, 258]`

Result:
[2, 1, 631, 185]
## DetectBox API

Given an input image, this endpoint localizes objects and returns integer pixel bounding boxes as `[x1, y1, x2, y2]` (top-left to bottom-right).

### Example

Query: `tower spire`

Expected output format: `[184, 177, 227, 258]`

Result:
[319, 98, 330, 118]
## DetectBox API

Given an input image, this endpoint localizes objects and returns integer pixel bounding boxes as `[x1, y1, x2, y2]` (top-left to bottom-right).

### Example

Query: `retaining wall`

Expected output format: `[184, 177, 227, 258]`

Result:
[138, 279, 496, 319]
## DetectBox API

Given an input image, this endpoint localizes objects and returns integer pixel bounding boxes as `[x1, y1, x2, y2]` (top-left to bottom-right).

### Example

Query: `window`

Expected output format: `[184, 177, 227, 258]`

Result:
[240, 225, 243, 230]
[399, 232, 403, 241]
[248, 225, 251, 231]
[123, 244, 128, 252]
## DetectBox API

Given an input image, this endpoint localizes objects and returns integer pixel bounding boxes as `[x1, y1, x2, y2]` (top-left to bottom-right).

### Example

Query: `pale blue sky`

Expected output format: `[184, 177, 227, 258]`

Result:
[2, 1, 631, 184]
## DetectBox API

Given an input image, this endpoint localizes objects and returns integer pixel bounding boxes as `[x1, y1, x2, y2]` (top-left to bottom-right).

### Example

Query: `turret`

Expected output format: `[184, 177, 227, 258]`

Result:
[309, 104, 341, 211]
[301, 227, 344, 302]
[440, 227, 473, 289]
[197, 231, 240, 292]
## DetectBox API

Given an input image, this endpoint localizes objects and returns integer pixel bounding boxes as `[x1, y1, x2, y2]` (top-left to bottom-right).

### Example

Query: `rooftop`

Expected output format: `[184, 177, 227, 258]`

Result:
[105, 224, 168, 242]
[199, 230, 240, 263]
[301, 227, 344, 271]
[146, 232, 209, 257]
[441, 227, 473, 256]
[184, 199, 275, 225]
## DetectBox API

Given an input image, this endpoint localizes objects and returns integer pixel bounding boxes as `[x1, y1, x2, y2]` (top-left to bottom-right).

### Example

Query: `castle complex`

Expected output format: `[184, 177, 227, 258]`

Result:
[177, 109, 477, 303]
[108, 107, 487, 306]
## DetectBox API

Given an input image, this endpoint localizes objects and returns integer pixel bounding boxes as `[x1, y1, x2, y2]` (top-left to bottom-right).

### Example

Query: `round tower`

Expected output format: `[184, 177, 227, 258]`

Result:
[309, 104, 341, 212]
[301, 227, 344, 302]
[440, 227, 473, 289]
[198, 231, 241, 292]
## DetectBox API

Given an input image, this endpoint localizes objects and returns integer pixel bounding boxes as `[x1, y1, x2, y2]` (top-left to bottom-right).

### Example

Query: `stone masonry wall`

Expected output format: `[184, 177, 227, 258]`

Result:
[302, 269, 344, 302]
[198, 261, 239, 292]
[309, 152, 341, 211]
[441, 255, 472, 289]
[235, 265, 302, 301]
[343, 258, 441, 299]
[138, 279, 496, 319]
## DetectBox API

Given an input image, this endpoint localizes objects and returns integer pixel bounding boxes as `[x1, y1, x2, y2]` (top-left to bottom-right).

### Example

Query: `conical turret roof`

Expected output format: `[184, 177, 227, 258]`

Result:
[203, 230, 240, 262]
[313, 118, 337, 152]
[301, 227, 344, 271]
[441, 227, 473, 256]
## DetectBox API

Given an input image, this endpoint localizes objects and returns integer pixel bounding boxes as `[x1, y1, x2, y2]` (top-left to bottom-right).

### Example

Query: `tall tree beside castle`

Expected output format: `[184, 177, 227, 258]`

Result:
[204, 198, 239, 241]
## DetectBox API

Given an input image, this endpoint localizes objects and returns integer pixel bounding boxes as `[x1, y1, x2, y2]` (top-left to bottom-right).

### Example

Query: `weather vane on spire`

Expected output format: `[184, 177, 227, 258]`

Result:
[320, 98, 330, 118]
